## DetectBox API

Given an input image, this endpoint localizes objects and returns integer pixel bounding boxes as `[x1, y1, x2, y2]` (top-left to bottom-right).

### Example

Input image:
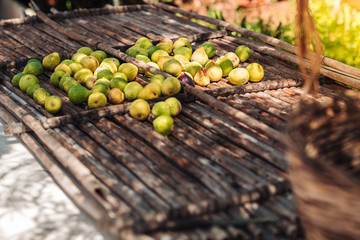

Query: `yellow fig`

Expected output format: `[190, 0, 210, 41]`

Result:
[224, 52, 240, 68]
[80, 56, 99, 72]
[173, 37, 192, 51]
[205, 60, 222, 82]
[173, 54, 189, 70]
[163, 58, 182, 77]
[42, 52, 60, 71]
[191, 47, 208, 66]
[118, 63, 138, 81]
[157, 56, 173, 71]
[156, 42, 173, 54]
[193, 67, 210, 86]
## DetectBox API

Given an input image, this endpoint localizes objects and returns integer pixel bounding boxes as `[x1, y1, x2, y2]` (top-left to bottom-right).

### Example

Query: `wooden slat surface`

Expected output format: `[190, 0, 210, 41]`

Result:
[0, 4, 351, 239]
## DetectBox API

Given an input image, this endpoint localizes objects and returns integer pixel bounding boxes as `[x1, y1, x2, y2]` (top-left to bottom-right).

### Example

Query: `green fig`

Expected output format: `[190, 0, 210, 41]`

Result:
[185, 61, 202, 78]
[151, 49, 169, 62]
[201, 42, 216, 58]
[152, 101, 171, 117]
[59, 76, 74, 90]
[63, 79, 81, 93]
[61, 59, 74, 66]
[74, 68, 93, 84]
[129, 99, 150, 121]
[110, 77, 128, 91]
[161, 77, 181, 96]
[150, 74, 165, 87]
[113, 72, 128, 81]
[71, 52, 87, 64]
[216, 56, 233, 77]
[27, 59, 41, 64]
[42, 52, 60, 71]
[173, 38, 192, 51]
[235, 45, 251, 62]
[77, 46, 93, 55]
[97, 69, 114, 80]
[54, 63, 72, 75]
[146, 45, 159, 58]
[173, 47, 192, 61]
[103, 58, 120, 68]
[163, 58, 183, 77]
[156, 42, 173, 54]
[68, 85, 91, 105]
[126, 45, 148, 58]
[124, 81, 143, 101]
[157, 56, 173, 71]
[23, 61, 43, 76]
[165, 97, 182, 116]
[33, 88, 50, 105]
[11, 72, 25, 88]
[135, 36, 153, 49]
[153, 115, 173, 136]
[92, 82, 110, 95]
[26, 83, 40, 98]
[205, 60, 222, 82]
[191, 47, 208, 66]
[19, 74, 39, 92]
[95, 78, 111, 87]
[136, 54, 151, 73]
[44, 95, 62, 114]
[98, 61, 117, 73]
[90, 50, 107, 63]
[69, 62, 83, 76]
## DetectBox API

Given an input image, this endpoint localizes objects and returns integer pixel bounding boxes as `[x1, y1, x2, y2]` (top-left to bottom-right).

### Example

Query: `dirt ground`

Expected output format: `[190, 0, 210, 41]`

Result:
[173, 0, 295, 25]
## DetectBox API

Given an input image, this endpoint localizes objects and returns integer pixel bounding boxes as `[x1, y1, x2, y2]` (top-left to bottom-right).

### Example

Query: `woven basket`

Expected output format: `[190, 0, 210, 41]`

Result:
[286, 90, 360, 240]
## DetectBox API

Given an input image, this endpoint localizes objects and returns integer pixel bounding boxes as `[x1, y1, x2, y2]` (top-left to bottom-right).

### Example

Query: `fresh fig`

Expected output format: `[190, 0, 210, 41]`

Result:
[191, 47, 208, 66]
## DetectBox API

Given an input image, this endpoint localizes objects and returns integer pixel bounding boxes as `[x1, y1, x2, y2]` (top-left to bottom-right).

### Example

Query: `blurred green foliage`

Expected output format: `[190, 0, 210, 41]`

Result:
[194, 2, 359, 69]
[310, 0, 360, 68]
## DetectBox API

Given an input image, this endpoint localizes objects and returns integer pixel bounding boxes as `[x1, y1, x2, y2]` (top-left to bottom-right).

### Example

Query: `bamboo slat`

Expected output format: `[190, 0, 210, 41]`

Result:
[0, 106, 109, 227]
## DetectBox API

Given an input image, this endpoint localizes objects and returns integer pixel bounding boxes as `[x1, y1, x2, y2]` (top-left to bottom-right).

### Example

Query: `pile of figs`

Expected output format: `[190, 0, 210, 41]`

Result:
[127, 36, 264, 87]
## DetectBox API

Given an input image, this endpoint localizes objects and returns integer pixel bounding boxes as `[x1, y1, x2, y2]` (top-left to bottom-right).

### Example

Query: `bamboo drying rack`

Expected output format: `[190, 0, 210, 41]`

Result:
[0, 1, 358, 239]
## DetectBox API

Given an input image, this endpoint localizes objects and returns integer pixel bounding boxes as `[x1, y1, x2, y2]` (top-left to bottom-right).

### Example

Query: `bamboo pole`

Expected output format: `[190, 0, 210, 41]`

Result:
[104, 179, 290, 232]
[204, 79, 302, 97]
[144, 0, 360, 80]
[182, 103, 287, 171]
[98, 118, 209, 202]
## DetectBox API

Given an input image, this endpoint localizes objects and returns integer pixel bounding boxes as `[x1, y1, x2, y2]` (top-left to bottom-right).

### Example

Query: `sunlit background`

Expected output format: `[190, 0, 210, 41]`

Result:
[0, 0, 359, 68]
